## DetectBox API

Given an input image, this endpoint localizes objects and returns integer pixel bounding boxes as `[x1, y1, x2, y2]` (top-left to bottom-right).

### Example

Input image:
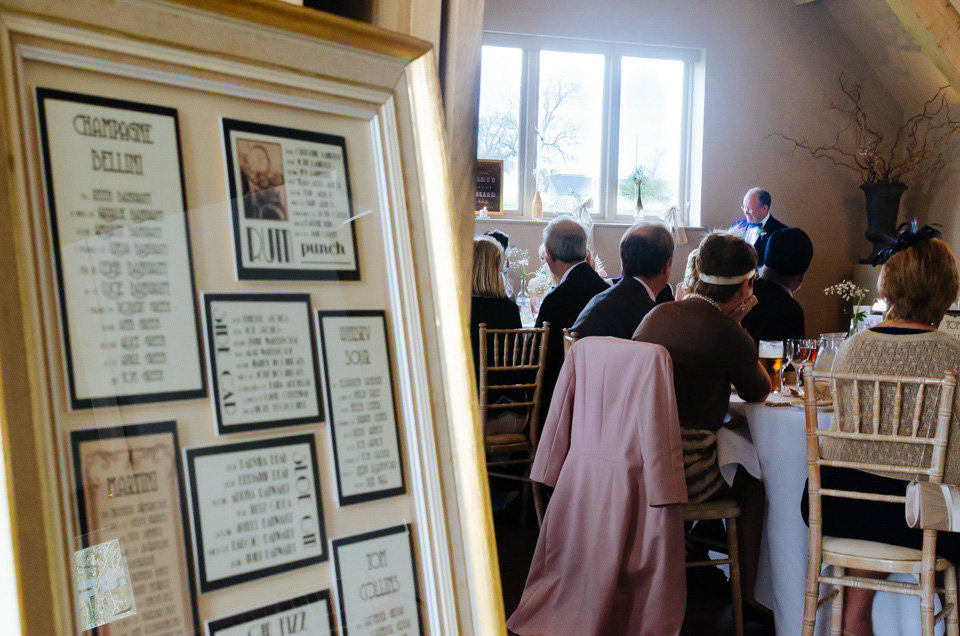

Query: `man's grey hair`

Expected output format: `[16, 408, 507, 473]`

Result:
[542, 216, 588, 263]
[620, 223, 674, 278]
[747, 187, 771, 209]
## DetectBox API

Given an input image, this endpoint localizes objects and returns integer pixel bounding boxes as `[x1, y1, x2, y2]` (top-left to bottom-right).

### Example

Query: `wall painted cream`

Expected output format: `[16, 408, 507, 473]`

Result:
[818, 0, 960, 255]
[477, 0, 917, 336]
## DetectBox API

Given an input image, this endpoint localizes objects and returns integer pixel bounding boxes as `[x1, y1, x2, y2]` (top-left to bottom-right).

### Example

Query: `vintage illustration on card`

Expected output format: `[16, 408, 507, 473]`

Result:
[222, 118, 360, 281]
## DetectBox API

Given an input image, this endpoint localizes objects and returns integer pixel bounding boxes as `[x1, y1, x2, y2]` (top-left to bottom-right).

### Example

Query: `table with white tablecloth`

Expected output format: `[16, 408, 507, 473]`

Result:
[721, 394, 945, 636]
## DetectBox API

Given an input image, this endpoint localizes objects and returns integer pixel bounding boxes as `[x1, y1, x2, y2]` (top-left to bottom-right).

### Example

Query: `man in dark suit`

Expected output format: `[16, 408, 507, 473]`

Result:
[742, 227, 814, 347]
[730, 188, 787, 265]
[571, 223, 674, 340]
[535, 217, 610, 415]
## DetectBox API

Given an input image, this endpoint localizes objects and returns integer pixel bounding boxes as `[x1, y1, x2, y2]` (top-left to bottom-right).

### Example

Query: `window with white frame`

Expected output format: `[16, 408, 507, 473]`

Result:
[477, 33, 701, 224]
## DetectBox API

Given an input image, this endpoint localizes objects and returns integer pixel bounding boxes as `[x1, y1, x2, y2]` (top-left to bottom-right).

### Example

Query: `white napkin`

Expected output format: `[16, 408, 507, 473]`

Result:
[659, 205, 688, 245]
[716, 424, 762, 486]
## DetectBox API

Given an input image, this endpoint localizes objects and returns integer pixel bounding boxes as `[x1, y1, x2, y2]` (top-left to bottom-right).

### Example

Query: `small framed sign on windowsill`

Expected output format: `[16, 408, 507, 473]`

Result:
[476, 159, 504, 216]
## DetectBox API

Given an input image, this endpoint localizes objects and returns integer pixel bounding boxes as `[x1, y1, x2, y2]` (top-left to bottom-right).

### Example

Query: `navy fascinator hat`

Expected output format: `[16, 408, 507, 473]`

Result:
[871, 220, 942, 266]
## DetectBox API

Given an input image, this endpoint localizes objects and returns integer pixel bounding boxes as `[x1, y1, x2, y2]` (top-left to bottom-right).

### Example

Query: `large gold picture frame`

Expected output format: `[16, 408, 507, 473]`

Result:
[0, 1, 500, 634]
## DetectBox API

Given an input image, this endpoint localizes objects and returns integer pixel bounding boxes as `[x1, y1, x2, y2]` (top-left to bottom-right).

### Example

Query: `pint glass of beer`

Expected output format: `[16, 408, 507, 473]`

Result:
[758, 340, 784, 391]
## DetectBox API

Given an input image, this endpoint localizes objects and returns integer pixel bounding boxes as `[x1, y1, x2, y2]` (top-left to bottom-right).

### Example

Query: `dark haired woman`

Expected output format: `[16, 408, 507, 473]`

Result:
[634, 231, 771, 610]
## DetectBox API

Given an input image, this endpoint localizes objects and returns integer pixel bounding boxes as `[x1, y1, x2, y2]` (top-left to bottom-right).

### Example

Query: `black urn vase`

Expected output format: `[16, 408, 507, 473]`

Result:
[860, 181, 907, 264]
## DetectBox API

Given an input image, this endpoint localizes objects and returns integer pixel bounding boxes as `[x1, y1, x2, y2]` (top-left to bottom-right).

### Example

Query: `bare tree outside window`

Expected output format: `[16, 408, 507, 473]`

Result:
[478, 109, 519, 163]
[477, 46, 522, 210]
[534, 79, 582, 185]
[537, 51, 603, 212]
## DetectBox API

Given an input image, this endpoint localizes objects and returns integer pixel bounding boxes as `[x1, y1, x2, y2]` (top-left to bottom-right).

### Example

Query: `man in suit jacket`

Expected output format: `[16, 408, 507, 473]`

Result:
[535, 217, 610, 417]
[742, 227, 814, 347]
[571, 223, 674, 340]
[730, 188, 788, 265]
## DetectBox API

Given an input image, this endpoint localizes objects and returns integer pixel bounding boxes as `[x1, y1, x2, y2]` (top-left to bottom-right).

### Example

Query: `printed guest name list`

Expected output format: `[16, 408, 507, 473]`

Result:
[318, 312, 405, 505]
[186, 435, 327, 591]
[205, 294, 323, 434]
[333, 526, 423, 636]
[72, 423, 198, 636]
[222, 119, 359, 281]
[37, 89, 203, 408]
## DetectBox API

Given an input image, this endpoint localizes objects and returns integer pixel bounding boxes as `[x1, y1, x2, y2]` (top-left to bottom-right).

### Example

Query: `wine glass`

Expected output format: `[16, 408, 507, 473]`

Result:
[781, 340, 796, 393]
[790, 339, 818, 394]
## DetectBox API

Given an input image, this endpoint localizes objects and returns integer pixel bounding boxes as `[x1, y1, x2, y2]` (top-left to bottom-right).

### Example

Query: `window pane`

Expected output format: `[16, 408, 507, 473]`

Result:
[617, 57, 684, 216]
[537, 50, 604, 213]
[477, 46, 521, 211]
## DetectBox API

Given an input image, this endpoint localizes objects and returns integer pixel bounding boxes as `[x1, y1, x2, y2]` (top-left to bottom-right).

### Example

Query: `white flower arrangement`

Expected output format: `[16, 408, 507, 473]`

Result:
[824, 280, 870, 335]
[527, 264, 554, 298]
[505, 246, 534, 296]
[506, 246, 529, 273]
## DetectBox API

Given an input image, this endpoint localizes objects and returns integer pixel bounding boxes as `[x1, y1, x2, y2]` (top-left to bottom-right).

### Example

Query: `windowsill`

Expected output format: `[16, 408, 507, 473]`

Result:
[473, 216, 706, 231]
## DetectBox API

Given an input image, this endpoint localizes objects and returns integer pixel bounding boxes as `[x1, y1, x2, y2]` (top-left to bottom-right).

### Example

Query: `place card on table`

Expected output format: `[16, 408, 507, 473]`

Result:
[222, 118, 360, 281]
[316, 311, 405, 506]
[70, 421, 199, 636]
[203, 293, 323, 434]
[939, 310, 960, 339]
[36, 88, 206, 409]
[332, 524, 423, 636]
[185, 434, 327, 592]
[206, 589, 336, 636]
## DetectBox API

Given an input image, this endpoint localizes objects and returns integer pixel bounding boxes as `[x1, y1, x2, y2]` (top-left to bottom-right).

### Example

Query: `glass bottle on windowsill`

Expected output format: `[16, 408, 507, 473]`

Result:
[532, 190, 543, 219]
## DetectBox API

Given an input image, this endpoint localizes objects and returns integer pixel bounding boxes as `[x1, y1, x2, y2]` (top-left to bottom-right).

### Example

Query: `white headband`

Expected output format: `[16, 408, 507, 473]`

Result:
[698, 269, 756, 285]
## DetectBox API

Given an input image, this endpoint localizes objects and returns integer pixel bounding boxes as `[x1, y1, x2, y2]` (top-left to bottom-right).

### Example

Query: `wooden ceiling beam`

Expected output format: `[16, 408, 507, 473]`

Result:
[882, 0, 960, 94]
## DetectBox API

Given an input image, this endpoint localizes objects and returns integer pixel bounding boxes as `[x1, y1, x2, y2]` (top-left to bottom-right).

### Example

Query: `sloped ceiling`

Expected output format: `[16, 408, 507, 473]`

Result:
[819, 0, 958, 109]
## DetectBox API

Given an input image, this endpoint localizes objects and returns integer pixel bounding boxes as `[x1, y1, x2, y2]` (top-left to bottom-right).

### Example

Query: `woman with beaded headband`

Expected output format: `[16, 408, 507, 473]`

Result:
[806, 223, 960, 636]
[634, 231, 771, 612]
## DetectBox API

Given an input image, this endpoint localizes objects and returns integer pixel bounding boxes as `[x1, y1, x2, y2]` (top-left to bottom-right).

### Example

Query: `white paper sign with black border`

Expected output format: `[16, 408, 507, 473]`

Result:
[316, 311, 405, 506]
[332, 524, 423, 636]
[35, 87, 206, 409]
[203, 293, 323, 435]
[205, 589, 336, 636]
[221, 118, 360, 281]
[185, 434, 327, 592]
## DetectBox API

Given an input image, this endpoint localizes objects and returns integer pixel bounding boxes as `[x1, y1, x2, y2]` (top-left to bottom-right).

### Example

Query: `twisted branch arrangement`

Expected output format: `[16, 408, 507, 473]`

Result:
[769, 75, 960, 184]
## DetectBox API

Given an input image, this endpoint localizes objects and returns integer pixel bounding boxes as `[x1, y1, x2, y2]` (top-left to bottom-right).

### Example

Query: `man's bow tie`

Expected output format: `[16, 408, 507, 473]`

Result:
[747, 222, 762, 229]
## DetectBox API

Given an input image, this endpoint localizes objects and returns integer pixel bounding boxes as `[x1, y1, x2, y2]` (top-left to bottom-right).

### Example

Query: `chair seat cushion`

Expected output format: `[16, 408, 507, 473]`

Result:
[486, 432, 529, 446]
[823, 536, 922, 561]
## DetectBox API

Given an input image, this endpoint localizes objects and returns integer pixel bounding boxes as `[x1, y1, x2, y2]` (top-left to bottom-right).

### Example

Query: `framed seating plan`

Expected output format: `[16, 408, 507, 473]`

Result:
[0, 1, 500, 635]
